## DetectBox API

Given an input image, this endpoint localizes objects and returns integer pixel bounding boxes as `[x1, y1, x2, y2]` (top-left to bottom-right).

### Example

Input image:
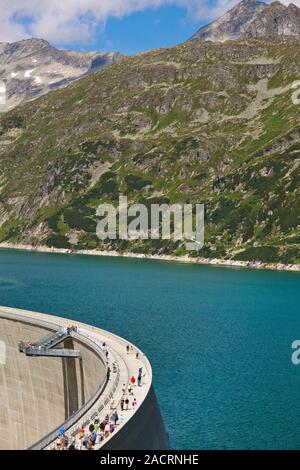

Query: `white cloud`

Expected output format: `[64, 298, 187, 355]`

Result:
[0, 0, 298, 46]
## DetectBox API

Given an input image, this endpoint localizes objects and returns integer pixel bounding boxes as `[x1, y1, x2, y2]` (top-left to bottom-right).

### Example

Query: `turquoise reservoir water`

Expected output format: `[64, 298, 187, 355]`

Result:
[1, 249, 300, 449]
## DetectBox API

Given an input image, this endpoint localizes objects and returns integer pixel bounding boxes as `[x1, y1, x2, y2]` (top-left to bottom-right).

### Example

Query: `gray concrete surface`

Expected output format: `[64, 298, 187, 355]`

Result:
[0, 315, 106, 449]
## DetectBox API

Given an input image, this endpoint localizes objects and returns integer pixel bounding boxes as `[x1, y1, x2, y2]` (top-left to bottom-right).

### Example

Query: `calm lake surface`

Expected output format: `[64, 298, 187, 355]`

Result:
[1, 248, 300, 449]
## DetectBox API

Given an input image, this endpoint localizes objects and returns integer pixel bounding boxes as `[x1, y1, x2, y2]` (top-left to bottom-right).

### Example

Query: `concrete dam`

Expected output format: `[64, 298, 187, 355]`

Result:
[0, 306, 168, 450]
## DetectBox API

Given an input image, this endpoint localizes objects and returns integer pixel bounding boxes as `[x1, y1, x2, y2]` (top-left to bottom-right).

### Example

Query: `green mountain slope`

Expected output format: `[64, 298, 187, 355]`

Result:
[0, 37, 300, 263]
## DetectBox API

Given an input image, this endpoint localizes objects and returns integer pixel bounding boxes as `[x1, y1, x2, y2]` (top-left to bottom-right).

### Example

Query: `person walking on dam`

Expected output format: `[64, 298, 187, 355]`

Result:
[137, 367, 144, 386]
[104, 423, 110, 438]
[112, 410, 119, 425]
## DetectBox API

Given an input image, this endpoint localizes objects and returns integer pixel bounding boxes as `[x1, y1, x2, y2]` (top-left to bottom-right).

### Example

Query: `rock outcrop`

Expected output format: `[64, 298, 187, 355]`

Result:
[191, 0, 300, 42]
[0, 38, 122, 112]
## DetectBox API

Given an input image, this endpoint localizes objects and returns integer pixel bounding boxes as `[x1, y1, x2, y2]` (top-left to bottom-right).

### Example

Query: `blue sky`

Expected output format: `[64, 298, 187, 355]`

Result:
[6, 1, 280, 53]
[1, 1, 239, 53]
[71, 5, 207, 54]
[1, 1, 284, 53]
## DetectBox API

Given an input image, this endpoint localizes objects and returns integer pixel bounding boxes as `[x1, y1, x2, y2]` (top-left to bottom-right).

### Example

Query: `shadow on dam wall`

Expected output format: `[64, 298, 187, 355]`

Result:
[61, 338, 87, 419]
[0, 318, 106, 450]
[62, 338, 80, 419]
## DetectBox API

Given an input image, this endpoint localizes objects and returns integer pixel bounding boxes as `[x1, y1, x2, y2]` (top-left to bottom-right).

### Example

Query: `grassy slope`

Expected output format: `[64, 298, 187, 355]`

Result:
[0, 37, 299, 263]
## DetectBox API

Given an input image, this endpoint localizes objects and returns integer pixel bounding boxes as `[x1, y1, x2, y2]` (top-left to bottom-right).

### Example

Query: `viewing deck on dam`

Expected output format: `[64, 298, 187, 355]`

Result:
[19, 328, 81, 357]
[0, 306, 168, 450]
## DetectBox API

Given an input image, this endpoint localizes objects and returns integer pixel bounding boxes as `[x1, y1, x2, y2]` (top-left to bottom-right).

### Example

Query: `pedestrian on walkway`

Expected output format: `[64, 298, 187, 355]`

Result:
[89, 423, 94, 433]
[100, 421, 106, 432]
[125, 397, 129, 410]
[90, 431, 97, 446]
[138, 367, 143, 386]
[126, 344, 130, 354]
[104, 423, 110, 438]
[112, 410, 119, 425]
[122, 383, 126, 395]
[121, 398, 125, 411]
[83, 435, 89, 449]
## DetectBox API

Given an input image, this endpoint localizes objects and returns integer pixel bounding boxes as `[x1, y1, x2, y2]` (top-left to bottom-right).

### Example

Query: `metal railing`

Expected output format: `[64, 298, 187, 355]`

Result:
[33, 329, 66, 348]
[26, 348, 81, 358]
[45, 368, 121, 450]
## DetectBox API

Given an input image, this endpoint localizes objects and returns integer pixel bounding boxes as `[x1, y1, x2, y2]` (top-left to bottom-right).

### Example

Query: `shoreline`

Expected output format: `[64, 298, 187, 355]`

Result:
[0, 241, 299, 273]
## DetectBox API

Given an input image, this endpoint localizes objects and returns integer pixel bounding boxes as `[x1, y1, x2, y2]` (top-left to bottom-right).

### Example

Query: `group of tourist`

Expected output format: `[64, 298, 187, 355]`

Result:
[120, 380, 138, 411]
[53, 340, 145, 450]
[55, 412, 123, 450]
[55, 365, 144, 451]
[18, 340, 33, 352]
[18, 324, 78, 355]
[66, 325, 78, 334]
[55, 385, 140, 451]
[126, 343, 140, 360]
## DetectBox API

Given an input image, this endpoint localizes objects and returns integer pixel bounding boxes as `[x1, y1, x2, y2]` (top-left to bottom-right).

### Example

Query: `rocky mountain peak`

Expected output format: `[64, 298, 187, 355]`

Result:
[0, 38, 123, 112]
[190, 0, 267, 42]
[243, 1, 300, 38]
[190, 0, 300, 42]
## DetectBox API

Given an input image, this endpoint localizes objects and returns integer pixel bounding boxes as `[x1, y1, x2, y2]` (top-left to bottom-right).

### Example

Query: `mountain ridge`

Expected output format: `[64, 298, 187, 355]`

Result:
[191, 0, 300, 42]
[0, 38, 122, 112]
[2, 1, 300, 113]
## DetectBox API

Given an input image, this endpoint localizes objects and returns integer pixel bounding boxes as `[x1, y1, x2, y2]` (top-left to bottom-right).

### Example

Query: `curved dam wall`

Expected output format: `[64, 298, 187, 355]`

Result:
[0, 307, 169, 451]
[0, 316, 106, 450]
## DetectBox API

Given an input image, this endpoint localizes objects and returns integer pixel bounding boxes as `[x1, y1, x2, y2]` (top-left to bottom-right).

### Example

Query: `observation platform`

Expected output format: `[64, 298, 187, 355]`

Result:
[19, 329, 81, 358]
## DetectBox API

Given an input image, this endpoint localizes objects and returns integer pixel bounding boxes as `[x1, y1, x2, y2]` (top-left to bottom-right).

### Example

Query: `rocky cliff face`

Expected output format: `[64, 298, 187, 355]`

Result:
[0, 39, 122, 112]
[244, 2, 300, 38]
[191, 0, 300, 42]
